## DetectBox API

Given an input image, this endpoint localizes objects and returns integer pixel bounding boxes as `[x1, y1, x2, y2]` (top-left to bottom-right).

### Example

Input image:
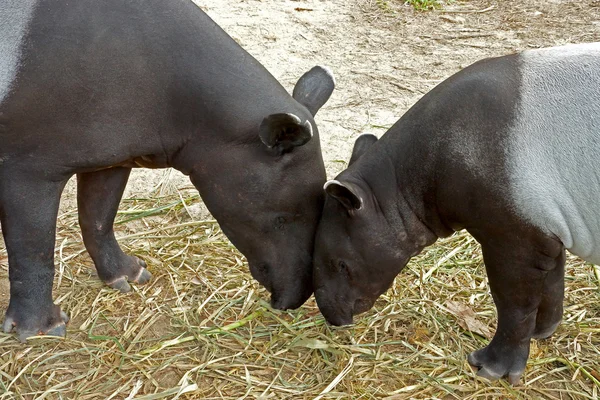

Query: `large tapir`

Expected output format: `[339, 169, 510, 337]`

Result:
[313, 43, 600, 384]
[0, 0, 335, 341]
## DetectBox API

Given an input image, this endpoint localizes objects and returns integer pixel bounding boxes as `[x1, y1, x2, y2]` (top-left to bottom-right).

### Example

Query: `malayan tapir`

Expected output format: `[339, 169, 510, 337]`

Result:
[0, 0, 335, 342]
[313, 43, 600, 385]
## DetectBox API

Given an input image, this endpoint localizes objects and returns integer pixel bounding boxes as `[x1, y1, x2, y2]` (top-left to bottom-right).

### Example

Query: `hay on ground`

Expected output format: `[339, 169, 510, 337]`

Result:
[0, 188, 598, 399]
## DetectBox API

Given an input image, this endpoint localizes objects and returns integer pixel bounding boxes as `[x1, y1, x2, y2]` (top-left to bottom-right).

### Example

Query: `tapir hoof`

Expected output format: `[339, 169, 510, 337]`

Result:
[3, 308, 69, 342]
[104, 257, 153, 293]
[467, 346, 527, 385]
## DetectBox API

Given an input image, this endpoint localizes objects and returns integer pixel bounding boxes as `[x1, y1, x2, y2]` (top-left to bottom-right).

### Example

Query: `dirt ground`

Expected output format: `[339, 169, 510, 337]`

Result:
[1, 0, 600, 398]
[97, 0, 600, 205]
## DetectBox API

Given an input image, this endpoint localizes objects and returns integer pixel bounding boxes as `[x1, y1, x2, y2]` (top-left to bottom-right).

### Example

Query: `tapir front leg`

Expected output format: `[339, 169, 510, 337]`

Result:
[0, 173, 70, 341]
[77, 167, 152, 292]
[467, 233, 564, 385]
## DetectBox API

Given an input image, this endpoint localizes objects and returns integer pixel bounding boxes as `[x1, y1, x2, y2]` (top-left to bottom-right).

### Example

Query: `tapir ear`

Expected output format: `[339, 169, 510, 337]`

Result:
[324, 180, 363, 211]
[349, 133, 378, 165]
[259, 113, 313, 152]
[292, 66, 335, 116]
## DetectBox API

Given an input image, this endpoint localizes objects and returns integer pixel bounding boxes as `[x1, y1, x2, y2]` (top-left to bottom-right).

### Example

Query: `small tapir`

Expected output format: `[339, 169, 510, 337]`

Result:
[0, 0, 335, 341]
[313, 43, 600, 384]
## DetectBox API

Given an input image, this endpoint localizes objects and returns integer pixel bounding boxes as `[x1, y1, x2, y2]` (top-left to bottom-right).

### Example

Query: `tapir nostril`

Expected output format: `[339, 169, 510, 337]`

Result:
[353, 298, 373, 315]
[270, 285, 312, 310]
[249, 262, 272, 292]
[270, 296, 288, 310]
[256, 262, 269, 275]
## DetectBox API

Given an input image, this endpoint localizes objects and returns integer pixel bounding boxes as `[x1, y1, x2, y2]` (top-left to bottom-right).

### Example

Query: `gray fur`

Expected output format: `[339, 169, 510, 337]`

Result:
[0, 0, 37, 104]
[509, 43, 600, 263]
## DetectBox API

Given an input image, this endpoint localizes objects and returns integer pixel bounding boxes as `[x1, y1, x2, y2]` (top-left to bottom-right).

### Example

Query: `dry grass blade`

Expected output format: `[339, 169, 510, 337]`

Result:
[0, 189, 598, 399]
[2, 0, 600, 396]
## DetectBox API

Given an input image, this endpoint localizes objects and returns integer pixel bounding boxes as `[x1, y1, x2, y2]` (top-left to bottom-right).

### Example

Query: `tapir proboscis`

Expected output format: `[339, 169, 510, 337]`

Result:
[313, 43, 600, 385]
[0, 0, 335, 341]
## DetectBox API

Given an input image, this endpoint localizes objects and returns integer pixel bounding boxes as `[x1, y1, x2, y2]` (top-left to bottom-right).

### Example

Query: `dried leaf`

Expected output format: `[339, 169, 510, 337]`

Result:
[445, 300, 492, 339]
[293, 338, 330, 350]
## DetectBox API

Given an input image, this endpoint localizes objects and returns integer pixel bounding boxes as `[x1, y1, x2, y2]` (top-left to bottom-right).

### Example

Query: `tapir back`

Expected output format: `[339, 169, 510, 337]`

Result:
[509, 43, 600, 263]
[0, 0, 295, 170]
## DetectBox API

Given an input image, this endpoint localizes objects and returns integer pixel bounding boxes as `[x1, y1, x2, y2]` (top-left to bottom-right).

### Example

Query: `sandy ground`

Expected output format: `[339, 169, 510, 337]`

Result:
[55, 0, 600, 215]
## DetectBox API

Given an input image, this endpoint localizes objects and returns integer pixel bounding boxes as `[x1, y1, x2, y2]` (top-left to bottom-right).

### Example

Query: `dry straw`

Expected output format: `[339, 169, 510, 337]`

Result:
[0, 187, 598, 399]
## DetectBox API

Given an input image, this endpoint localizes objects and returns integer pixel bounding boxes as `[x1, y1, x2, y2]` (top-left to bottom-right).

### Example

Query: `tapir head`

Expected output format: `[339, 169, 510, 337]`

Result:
[188, 66, 335, 310]
[313, 134, 417, 325]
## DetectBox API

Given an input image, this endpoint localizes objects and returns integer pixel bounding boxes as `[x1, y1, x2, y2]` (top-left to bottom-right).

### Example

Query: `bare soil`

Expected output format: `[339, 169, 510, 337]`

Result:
[50, 0, 600, 214]
[121, 0, 600, 201]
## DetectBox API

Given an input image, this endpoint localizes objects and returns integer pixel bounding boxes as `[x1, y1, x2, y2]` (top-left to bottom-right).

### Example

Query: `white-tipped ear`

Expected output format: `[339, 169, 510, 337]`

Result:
[324, 179, 363, 211]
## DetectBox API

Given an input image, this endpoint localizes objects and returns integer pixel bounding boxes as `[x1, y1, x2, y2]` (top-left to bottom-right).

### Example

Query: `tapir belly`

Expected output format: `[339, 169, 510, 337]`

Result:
[508, 43, 600, 263]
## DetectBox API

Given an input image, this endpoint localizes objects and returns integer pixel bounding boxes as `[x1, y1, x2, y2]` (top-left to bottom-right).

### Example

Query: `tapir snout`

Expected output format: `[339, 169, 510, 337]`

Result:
[249, 254, 313, 310]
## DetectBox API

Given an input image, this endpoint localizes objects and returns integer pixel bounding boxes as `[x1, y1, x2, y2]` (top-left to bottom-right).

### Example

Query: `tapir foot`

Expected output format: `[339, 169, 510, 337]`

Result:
[467, 344, 529, 385]
[102, 256, 153, 293]
[3, 305, 69, 342]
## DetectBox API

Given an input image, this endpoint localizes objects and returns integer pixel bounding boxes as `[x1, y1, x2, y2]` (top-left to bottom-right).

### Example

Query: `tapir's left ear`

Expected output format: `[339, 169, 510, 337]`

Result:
[292, 66, 335, 116]
[259, 113, 313, 152]
[349, 133, 378, 165]
[324, 180, 363, 211]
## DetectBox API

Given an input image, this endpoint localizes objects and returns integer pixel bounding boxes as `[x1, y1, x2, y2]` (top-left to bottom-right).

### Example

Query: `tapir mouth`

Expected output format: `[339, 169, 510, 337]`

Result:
[249, 260, 313, 310]
[352, 298, 375, 315]
[270, 293, 307, 311]
[249, 262, 273, 292]
[314, 288, 354, 326]
[323, 310, 354, 327]
[269, 278, 313, 310]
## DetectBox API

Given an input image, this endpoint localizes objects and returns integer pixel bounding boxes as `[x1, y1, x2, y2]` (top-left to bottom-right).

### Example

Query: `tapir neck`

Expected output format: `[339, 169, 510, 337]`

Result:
[355, 53, 524, 242]
[349, 133, 448, 253]
[389, 124, 453, 241]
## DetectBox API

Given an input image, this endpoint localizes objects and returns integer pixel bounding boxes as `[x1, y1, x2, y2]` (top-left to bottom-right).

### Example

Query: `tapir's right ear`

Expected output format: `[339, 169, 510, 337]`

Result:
[292, 66, 335, 116]
[259, 113, 313, 153]
[324, 180, 363, 211]
[349, 133, 378, 165]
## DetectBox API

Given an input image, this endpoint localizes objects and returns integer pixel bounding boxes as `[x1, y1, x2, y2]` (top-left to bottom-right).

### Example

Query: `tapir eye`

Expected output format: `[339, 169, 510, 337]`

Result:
[274, 216, 287, 230]
[338, 261, 352, 280]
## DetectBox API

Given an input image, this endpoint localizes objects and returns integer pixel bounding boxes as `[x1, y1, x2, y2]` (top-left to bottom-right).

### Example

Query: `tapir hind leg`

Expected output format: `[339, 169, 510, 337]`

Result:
[0, 172, 70, 341]
[533, 249, 565, 339]
[466, 232, 564, 385]
[77, 167, 152, 292]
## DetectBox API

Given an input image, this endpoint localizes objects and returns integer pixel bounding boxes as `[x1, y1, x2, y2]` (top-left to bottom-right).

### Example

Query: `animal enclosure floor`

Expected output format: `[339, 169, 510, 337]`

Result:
[1, 0, 599, 398]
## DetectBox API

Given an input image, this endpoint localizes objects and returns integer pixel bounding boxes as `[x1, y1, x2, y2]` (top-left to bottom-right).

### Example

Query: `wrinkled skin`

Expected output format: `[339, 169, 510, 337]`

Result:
[0, 0, 334, 341]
